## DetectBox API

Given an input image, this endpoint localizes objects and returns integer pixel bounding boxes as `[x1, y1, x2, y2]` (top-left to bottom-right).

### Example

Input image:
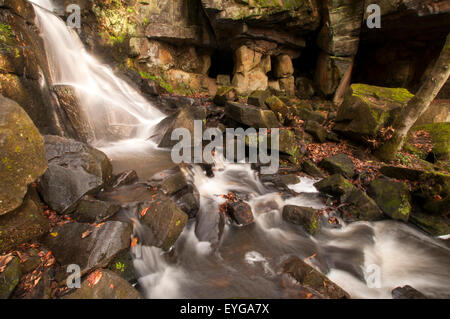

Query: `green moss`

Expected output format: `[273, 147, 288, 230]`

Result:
[139, 71, 173, 93]
[351, 84, 414, 103]
[414, 123, 450, 160]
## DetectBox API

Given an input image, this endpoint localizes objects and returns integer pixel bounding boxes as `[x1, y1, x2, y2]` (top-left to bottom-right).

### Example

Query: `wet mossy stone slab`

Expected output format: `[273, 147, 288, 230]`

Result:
[0, 256, 21, 299]
[305, 120, 327, 143]
[38, 135, 112, 214]
[282, 256, 350, 299]
[341, 188, 384, 222]
[367, 178, 411, 222]
[282, 205, 321, 235]
[0, 95, 47, 215]
[72, 196, 121, 223]
[409, 211, 450, 237]
[0, 189, 50, 254]
[302, 160, 324, 178]
[334, 84, 414, 142]
[63, 269, 142, 299]
[320, 153, 355, 178]
[42, 221, 132, 277]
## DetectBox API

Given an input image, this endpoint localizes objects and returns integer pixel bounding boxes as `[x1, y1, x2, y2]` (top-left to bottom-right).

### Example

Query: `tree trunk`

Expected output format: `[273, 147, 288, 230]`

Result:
[375, 33, 450, 162]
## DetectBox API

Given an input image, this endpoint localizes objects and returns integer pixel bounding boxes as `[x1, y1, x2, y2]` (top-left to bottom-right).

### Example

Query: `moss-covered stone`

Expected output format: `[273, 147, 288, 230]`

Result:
[334, 84, 414, 143]
[305, 120, 327, 143]
[413, 123, 450, 160]
[107, 250, 137, 284]
[302, 160, 324, 178]
[409, 211, 450, 237]
[0, 256, 21, 299]
[213, 86, 236, 106]
[314, 174, 355, 197]
[282, 205, 321, 235]
[0, 95, 47, 215]
[0, 189, 50, 254]
[367, 178, 411, 222]
[248, 90, 271, 107]
[225, 101, 280, 128]
[320, 153, 355, 178]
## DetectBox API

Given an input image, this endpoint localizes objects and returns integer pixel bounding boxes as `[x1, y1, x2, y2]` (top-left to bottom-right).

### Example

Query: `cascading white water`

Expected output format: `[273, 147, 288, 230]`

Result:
[29, 0, 450, 299]
[30, 0, 165, 144]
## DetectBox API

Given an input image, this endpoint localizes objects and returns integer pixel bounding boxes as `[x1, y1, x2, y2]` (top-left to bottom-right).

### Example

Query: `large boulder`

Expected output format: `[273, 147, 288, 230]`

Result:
[367, 178, 411, 222]
[155, 103, 206, 148]
[282, 205, 321, 235]
[42, 221, 132, 277]
[225, 102, 280, 128]
[38, 135, 112, 214]
[138, 190, 189, 251]
[413, 123, 450, 161]
[63, 269, 142, 299]
[334, 84, 414, 143]
[0, 189, 50, 253]
[314, 174, 354, 197]
[0, 95, 47, 215]
[72, 196, 121, 224]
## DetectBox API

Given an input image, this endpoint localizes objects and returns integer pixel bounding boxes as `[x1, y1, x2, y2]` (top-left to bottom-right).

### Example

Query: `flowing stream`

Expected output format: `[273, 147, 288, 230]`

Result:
[30, 0, 450, 299]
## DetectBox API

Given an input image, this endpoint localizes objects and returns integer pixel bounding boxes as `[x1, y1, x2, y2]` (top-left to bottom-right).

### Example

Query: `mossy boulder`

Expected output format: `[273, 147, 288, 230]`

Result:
[297, 108, 326, 124]
[282, 205, 321, 235]
[413, 123, 450, 161]
[409, 210, 450, 237]
[0, 256, 21, 299]
[341, 188, 384, 222]
[314, 174, 354, 197]
[63, 269, 142, 299]
[265, 96, 290, 119]
[225, 101, 280, 128]
[0, 189, 50, 254]
[305, 120, 327, 143]
[320, 153, 355, 178]
[367, 178, 411, 222]
[248, 90, 271, 107]
[302, 160, 324, 178]
[334, 84, 414, 143]
[0, 95, 47, 215]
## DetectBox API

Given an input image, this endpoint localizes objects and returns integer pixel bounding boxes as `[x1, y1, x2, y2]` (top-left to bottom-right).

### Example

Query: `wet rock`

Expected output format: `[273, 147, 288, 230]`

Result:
[295, 77, 315, 99]
[174, 186, 200, 218]
[367, 178, 411, 222]
[302, 160, 324, 178]
[42, 221, 132, 276]
[138, 191, 188, 250]
[213, 86, 237, 106]
[282, 256, 350, 299]
[63, 269, 142, 299]
[248, 90, 271, 108]
[111, 170, 138, 188]
[225, 102, 280, 129]
[334, 84, 414, 143]
[282, 205, 321, 235]
[409, 211, 450, 237]
[0, 95, 47, 215]
[341, 188, 384, 222]
[107, 250, 137, 284]
[0, 190, 50, 254]
[52, 85, 94, 144]
[73, 196, 121, 224]
[38, 135, 112, 214]
[0, 256, 21, 299]
[156, 104, 206, 148]
[305, 121, 327, 143]
[314, 174, 354, 198]
[18, 248, 41, 274]
[320, 154, 355, 178]
[392, 285, 427, 299]
[226, 201, 254, 226]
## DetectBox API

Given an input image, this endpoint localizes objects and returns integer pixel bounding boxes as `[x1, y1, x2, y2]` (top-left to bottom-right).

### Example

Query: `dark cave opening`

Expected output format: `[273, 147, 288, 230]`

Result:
[208, 49, 235, 79]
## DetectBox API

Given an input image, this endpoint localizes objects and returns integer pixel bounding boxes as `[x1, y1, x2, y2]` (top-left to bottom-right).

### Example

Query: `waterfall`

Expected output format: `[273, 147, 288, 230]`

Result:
[29, 0, 165, 144]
